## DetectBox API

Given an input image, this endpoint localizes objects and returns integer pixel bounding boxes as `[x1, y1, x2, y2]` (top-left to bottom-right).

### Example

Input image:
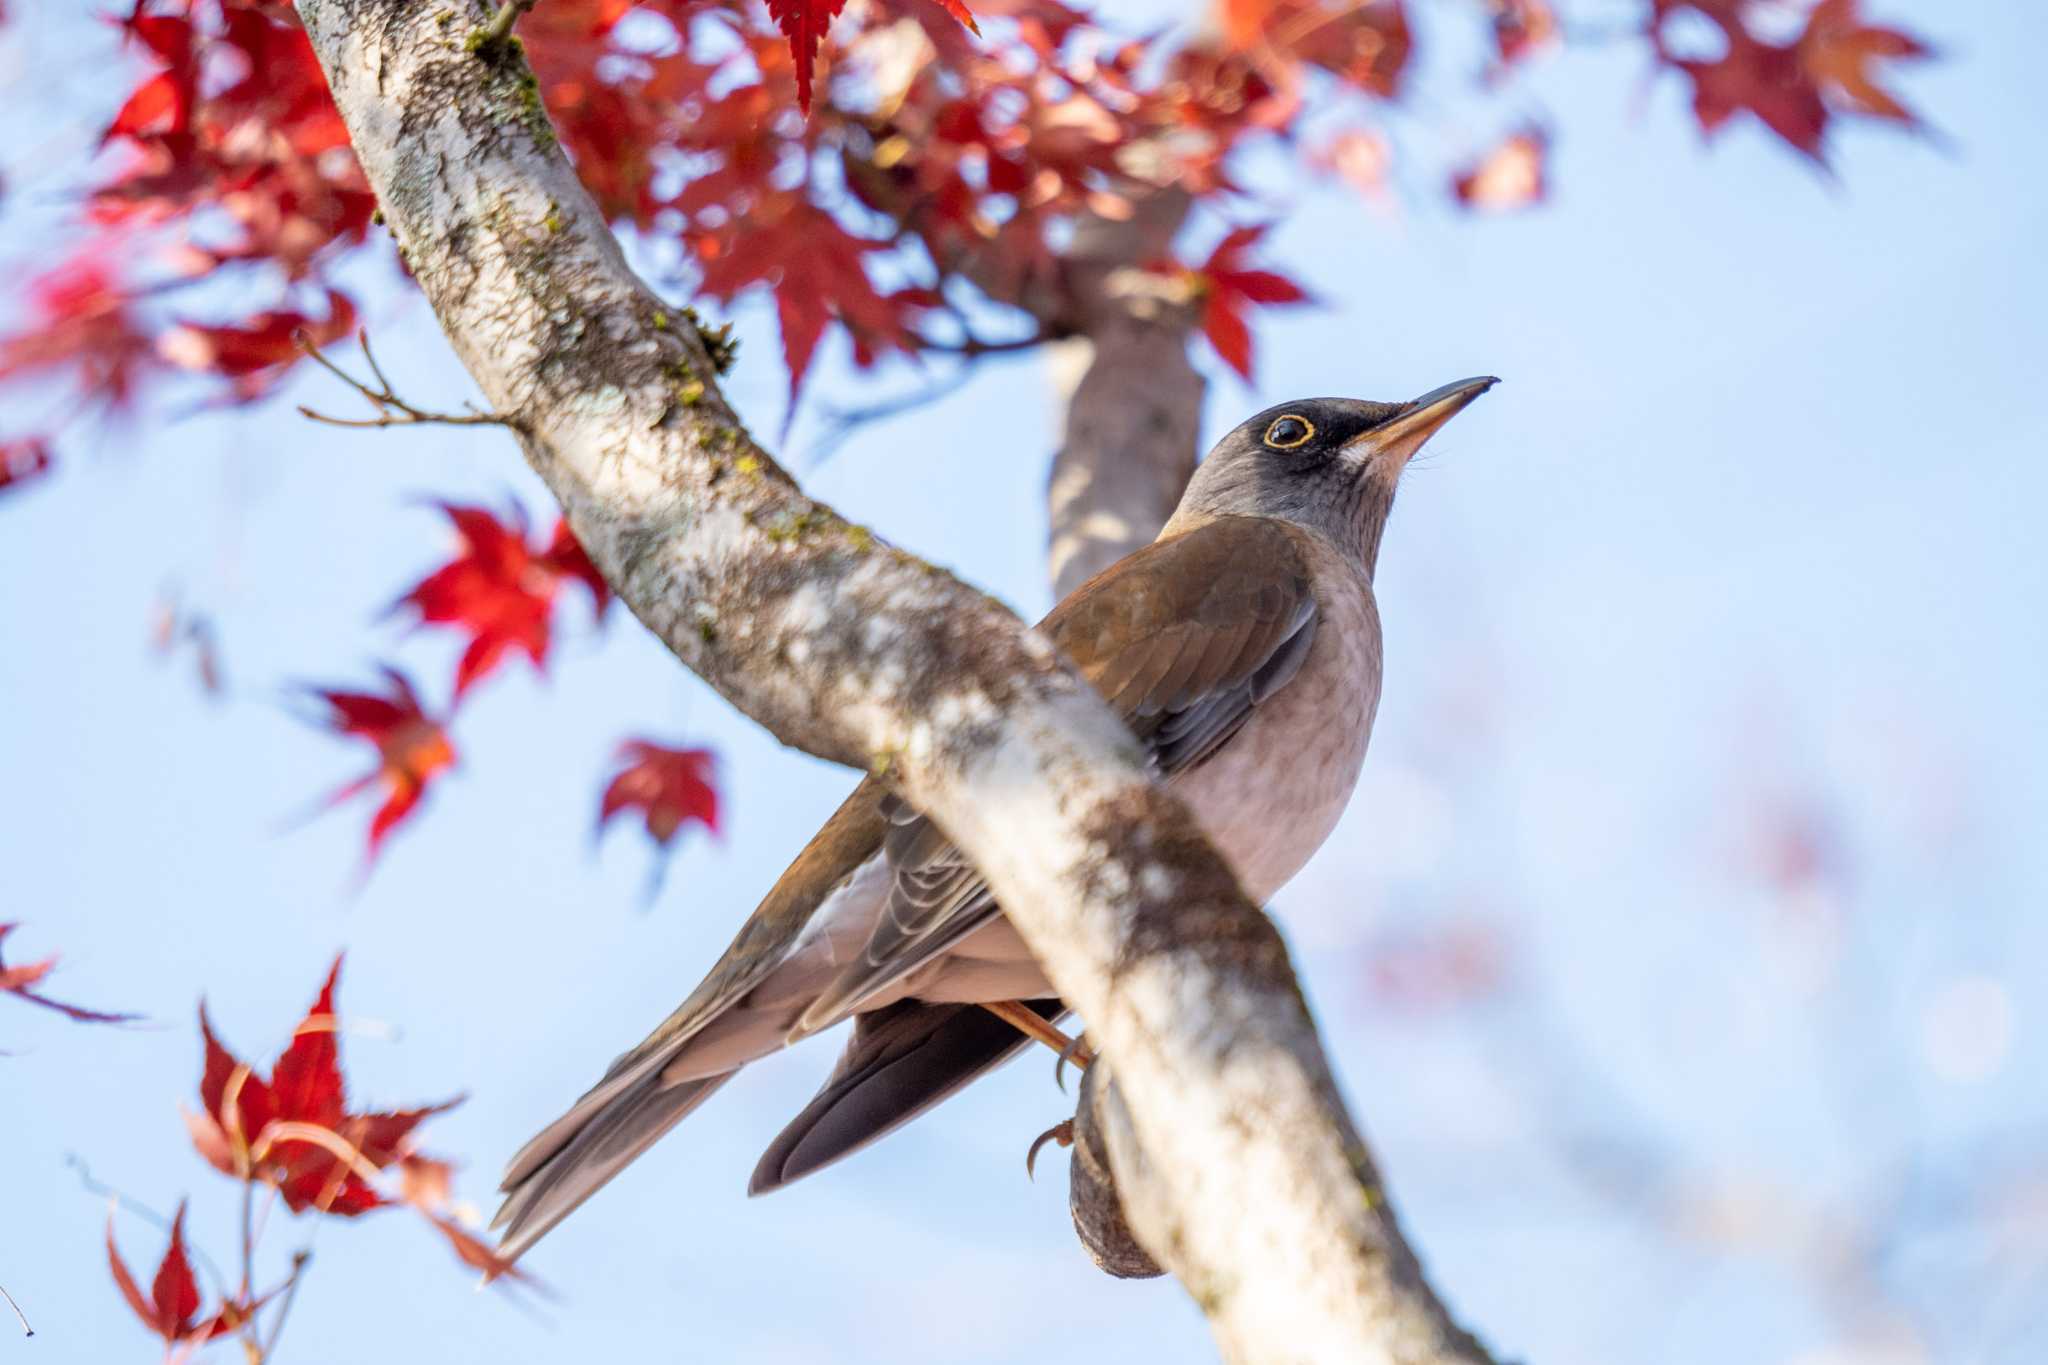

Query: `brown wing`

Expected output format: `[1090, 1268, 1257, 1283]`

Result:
[793, 516, 1319, 1033]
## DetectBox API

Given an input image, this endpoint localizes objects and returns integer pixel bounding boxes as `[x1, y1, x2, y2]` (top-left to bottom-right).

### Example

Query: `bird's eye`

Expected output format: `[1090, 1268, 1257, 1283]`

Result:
[1264, 415, 1315, 449]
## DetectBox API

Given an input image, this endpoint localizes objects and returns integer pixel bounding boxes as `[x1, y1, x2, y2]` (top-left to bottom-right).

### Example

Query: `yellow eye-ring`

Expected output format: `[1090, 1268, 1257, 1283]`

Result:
[1264, 415, 1315, 449]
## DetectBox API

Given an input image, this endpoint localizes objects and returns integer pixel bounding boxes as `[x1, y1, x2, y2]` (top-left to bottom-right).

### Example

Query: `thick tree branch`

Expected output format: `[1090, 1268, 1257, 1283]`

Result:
[298, 4, 1495, 1360]
[1045, 190, 1206, 599]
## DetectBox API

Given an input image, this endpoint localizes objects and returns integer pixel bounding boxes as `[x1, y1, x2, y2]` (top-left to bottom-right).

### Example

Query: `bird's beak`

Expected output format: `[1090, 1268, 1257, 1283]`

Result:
[1344, 375, 1498, 466]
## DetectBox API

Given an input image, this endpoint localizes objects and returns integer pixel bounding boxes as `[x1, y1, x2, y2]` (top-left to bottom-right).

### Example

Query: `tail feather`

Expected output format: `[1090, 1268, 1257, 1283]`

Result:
[749, 998, 1062, 1195]
[494, 1070, 734, 1263]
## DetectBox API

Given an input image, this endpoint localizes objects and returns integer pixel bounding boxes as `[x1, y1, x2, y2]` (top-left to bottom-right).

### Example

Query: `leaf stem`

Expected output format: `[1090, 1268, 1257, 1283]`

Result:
[259, 1251, 312, 1363]
[0, 1281, 31, 1337]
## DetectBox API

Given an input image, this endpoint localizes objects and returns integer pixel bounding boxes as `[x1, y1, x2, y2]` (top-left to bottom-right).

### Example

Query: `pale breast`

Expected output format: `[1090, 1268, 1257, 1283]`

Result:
[1170, 540, 1383, 904]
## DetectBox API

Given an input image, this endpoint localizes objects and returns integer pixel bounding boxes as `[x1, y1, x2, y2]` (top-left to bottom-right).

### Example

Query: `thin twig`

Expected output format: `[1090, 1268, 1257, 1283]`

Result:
[916, 329, 1055, 358]
[259, 1250, 312, 1363]
[294, 329, 522, 433]
[806, 370, 975, 466]
[236, 1178, 260, 1360]
[68, 1156, 234, 1293]
[474, 0, 539, 52]
[0, 1281, 30, 1338]
[240, 1179, 255, 1301]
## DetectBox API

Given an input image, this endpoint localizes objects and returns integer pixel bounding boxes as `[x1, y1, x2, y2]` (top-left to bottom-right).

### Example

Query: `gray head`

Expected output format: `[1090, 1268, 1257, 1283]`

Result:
[1166, 377, 1498, 572]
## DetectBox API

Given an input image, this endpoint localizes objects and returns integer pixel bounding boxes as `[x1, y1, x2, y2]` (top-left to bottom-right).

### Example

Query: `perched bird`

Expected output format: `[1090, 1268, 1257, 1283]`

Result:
[494, 377, 1497, 1261]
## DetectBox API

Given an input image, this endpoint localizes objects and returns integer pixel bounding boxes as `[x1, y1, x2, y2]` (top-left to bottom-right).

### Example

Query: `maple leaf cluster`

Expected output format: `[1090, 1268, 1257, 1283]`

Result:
[103, 957, 532, 1356]
[302, 505, 713, 872]
[0, 0, 373, 480]
[0, 0, 1930, 874]
[0, 0, 1937, 446]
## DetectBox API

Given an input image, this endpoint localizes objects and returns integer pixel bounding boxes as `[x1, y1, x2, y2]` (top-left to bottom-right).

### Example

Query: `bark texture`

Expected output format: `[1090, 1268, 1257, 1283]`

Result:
[297, 5, 1497, 1361]
[1045, 191, 1206, 599]
[1068, 1058, 1166, 1280]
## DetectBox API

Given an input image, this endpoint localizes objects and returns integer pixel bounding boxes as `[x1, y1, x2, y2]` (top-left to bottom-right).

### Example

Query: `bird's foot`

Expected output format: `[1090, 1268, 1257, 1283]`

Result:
[1026, 1119, 1074, 1180]
[979, 999, 1093, 1079]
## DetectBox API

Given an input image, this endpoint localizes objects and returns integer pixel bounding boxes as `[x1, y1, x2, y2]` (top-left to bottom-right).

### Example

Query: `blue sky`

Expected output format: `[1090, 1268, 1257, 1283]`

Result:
[4, 2, 2045, 1362]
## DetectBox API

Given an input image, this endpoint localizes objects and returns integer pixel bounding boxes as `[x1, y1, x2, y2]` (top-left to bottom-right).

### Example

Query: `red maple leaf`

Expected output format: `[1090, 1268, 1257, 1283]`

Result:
[158, 288, 357, 400]
[1650, 0, 1923, 162]
[0, 923, 140, 1024]
[1799, 0, 1929, 125]
[539, 517, 610, 619]
[394, 504, 608, 698]
[696, 194, 937, 404]
[0, 438, 53, 497]
[1452, 126, 1548, 213]
[97, 1, 373, 278]
[105, 13, 198, 143]
[186, 956, 461, 1217]
[770, 0, 979, 114]
[1187, 225, 1310, 382]
[1285, 0, 1413, 99]
[107, 1202, 256, 1349]
[599, 739, 720, 888]
[0, 256, 161, 413]
[301, 667, 456, 865]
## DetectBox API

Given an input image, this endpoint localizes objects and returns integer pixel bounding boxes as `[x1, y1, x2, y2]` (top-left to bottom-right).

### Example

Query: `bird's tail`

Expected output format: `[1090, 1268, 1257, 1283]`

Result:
[492, 1066, 736, 1263]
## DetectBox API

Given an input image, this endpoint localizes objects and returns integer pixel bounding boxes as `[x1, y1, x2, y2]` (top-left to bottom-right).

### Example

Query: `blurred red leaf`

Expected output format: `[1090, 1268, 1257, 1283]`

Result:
[395, 504, 578, 698]
[1362, 920, 1509, 1016]
[1453, 127, 1548, 213]
[106, 1202, 251, 1348]
[1489, 0, 1559, 72]
[302, 668, 456, 864]
[96, 0, 372, 275]
[1189, 225, 1309, 382]
[188, 955, 460, 1217]
[106, 15, 197, 143]
[1313, 130, 1392, 199]
[771, 0, 979, 114]
[0, 438, 53, 497]
[0, 923, 139, 1024]
[1799, 0, 1929, 124]
[0, 258, 160, 413]
[600, 740, 720, 854]
[157, 288, 356, 399]
[766, 0, 847, 115]
[1653, 0, 1927, 162]
[393, 1152, 544, 1288]
[539, 517, 610, 620]
[426, 1212, 546, 1287]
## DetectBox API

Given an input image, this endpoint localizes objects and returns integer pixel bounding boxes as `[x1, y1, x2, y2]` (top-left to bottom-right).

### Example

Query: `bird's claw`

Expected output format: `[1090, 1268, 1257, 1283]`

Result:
[1025, 1119, 1075, 1180]
[1053, 1033, 1092, 1093]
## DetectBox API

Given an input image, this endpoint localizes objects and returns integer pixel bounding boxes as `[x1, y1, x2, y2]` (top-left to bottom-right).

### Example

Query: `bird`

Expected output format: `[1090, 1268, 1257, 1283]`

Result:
[493, 376, 1498, 1262]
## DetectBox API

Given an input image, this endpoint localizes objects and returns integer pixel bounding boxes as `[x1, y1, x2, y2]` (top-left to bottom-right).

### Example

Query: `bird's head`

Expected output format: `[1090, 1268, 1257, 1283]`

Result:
[1166, 377, 1497, 572]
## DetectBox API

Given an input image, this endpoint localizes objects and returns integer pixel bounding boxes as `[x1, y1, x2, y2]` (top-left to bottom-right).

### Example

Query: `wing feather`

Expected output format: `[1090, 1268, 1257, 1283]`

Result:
[793, 517, 1319, 1033]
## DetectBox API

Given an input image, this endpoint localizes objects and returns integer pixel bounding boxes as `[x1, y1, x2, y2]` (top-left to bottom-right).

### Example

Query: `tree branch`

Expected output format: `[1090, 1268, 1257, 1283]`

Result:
[1044, 188, 1206, 598]
[297, 4, 1495, 1360]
